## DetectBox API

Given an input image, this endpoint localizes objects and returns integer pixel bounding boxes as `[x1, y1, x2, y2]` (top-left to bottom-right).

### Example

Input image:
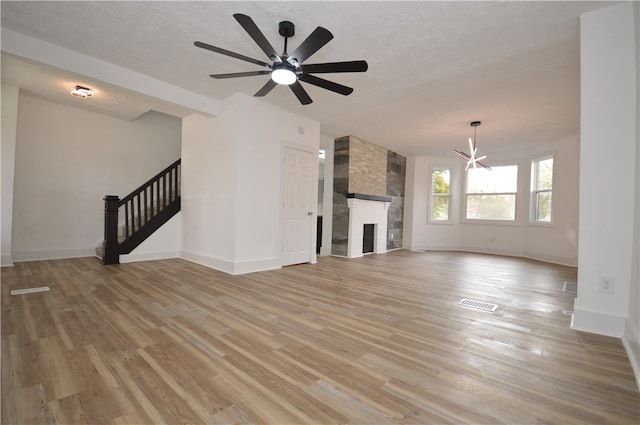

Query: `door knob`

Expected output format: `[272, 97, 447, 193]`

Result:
[307, 211, 313, 216]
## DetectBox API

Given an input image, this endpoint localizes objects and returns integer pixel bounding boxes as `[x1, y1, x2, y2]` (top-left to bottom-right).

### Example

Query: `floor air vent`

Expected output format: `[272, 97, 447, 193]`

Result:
[11, 286, 50, 295]
[562, 281, 577, 294]
[458, 298, 499, 312]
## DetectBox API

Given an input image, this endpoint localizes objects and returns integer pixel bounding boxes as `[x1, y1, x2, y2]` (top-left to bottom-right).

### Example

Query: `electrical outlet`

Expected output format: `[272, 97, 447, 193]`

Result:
[599, 277, 615, 295]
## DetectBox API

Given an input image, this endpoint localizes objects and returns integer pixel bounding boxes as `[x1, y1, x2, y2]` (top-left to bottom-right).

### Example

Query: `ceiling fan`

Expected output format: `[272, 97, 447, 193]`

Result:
[194, 13, 368, 105]
[454, 121, 492, 171]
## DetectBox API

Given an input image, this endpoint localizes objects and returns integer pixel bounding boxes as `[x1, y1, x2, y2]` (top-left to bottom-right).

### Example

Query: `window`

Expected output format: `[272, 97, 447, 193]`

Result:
[531, 156, 553, 222]
[465, 165, 518, 221]
[430, 168, 451, 221]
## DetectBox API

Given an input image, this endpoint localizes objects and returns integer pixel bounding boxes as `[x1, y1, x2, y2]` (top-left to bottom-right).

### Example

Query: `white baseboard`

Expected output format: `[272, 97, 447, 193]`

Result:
[179, 250, 281, 275]
[570, 307, 626, 337]
[320, 246, 332, 256]
[622, 318, 640, 389]
[1, 254, 14, 267]
[231, 257, 281, 275]
[406, 245, 577, 267]
[120, 250, 180, 264]
[179, 250, 234, 274]
[522, 251, 578, 267]
[12, 248, 94, 262]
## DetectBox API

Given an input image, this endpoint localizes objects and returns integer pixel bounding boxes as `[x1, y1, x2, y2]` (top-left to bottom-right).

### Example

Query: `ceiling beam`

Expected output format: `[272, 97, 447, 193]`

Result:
[1, 28, 220, 118]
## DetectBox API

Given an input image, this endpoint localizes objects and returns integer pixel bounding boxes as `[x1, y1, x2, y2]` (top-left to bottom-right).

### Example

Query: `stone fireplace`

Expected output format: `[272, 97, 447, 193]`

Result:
[331, 135, 406, 258]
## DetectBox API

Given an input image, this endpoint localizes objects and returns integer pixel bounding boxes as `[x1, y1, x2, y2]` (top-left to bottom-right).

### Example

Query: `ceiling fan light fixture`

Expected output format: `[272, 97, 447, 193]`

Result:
[70, 85, 94, 99]
[271, 65, 297, 85]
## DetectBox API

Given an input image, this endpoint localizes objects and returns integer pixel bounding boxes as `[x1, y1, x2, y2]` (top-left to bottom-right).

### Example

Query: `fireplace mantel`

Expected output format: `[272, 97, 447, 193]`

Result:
[347, 193, 392, 203]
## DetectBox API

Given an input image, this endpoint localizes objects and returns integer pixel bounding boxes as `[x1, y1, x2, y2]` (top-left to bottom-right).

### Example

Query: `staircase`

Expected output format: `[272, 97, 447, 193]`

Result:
[99, 159, 181, 265]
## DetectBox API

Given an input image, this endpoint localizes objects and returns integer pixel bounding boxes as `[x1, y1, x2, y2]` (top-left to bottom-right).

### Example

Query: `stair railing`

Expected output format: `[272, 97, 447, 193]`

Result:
[102, 159, 181, 265]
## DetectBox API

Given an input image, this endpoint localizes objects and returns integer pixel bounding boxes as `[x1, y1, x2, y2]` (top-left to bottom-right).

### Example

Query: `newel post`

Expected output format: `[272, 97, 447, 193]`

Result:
[102, 195, 120, 265]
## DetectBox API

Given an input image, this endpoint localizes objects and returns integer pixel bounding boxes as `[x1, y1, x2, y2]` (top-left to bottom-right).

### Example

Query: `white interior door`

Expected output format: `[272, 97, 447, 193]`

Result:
[282, 147, 314, 266]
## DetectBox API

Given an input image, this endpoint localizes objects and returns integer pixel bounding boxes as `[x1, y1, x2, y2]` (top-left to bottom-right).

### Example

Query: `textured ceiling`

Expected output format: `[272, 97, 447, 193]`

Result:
[0, 1, 613, 156]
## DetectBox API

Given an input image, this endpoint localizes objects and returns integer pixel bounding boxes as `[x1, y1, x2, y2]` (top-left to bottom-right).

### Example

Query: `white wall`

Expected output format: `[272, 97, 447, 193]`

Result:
[629, 0, 640, 390]
[10, 94, 182, 261]
[1, 84, 19, 266]
[181, 93, 320, 274]
[404, 135, 580, 266]
[180, 103, 236, 271]
[405, 156, 461, 252]
[573, 0, 638, 353]
[522, 135, 580, 264]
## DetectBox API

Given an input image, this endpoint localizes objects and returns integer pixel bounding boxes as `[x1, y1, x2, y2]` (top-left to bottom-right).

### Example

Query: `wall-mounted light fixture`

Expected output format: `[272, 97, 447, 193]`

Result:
[70, 85, 94, 99]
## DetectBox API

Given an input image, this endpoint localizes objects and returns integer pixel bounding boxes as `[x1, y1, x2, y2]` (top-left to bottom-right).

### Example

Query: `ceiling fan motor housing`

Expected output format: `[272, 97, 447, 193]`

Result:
[279, 21, 295, 38]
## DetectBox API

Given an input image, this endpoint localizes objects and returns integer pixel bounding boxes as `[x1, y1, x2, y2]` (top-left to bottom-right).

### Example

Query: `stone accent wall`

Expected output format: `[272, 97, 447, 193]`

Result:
[387, 151, 406, 250]
[348, 136, 387, 196]
[331, 136, 406, 255]
[331, 137, 350, 256]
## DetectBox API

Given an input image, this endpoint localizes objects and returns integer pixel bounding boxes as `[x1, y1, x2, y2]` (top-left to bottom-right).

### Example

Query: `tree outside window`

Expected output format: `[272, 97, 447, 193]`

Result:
[431, 169, 451, 221]
[465, 165, 518, 221]
[531, 156, 553, 222]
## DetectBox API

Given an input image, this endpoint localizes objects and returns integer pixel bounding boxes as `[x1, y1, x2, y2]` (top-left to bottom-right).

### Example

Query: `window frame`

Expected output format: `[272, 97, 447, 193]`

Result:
[428, 166, 453, 224]
[530, 154, 554, 225]
[462, 163, 519, 224]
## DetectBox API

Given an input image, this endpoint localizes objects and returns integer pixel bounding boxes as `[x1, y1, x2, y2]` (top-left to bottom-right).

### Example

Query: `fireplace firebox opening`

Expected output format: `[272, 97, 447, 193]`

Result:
[363, 224, 375, 254]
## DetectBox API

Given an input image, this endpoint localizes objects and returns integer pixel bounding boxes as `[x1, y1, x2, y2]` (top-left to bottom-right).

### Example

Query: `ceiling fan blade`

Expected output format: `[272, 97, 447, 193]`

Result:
[299, 60, 368, 74]
[233, 14, 281, 62]
[254, 79, 278, 97]
[298, 74, 353, 96]
[210, 71, 271, 79]
[194, 41, 270, 67]
[288, 27, 333, 64]
[289, 81, 313, 105]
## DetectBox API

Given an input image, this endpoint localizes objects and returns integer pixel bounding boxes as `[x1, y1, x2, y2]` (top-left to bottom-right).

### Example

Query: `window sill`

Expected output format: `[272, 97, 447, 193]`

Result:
[461, 219, 520, 227]
[527, 221, 555, 228]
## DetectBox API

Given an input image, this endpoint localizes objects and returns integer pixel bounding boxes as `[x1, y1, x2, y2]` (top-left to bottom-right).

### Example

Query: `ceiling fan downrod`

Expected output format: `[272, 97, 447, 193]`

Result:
[279, 20, 295, 59]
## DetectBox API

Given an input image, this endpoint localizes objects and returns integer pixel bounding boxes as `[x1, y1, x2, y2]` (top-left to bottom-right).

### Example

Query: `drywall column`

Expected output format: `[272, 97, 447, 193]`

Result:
[626, 0, 640, 389]
[180, 93, 320, 274]
[573, 2, 638, 337]
[1, 84, 19, 267]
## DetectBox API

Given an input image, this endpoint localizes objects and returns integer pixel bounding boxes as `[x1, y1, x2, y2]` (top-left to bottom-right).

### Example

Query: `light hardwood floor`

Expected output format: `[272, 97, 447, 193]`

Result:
[2, 251, 638, 424]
